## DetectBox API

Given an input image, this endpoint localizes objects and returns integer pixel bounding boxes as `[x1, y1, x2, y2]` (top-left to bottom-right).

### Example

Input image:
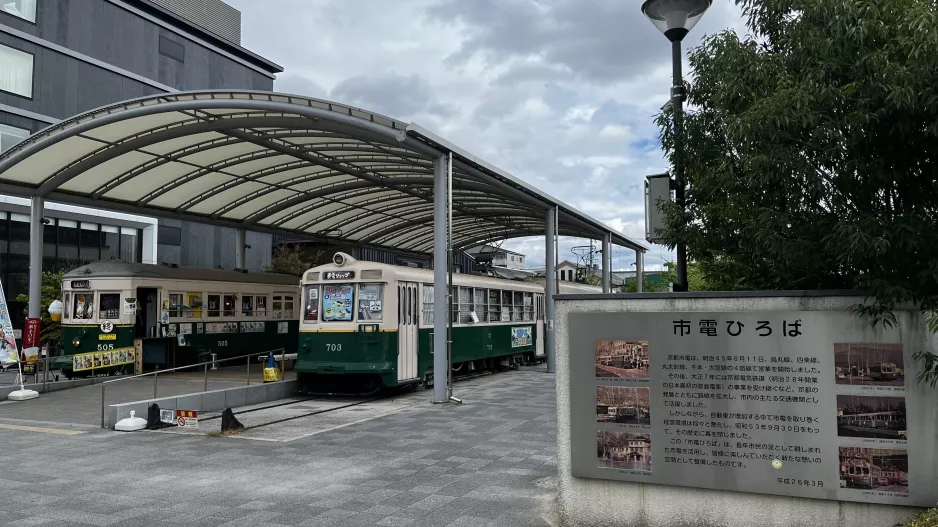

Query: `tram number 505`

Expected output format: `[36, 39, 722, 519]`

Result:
[97, 344, 114, 351]
[325, 344, 342, 352]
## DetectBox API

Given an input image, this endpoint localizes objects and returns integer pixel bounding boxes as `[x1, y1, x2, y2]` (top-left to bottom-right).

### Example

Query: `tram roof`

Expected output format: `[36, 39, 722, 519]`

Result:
[64, 260, 300, 286]
[0, 91, 647, 255]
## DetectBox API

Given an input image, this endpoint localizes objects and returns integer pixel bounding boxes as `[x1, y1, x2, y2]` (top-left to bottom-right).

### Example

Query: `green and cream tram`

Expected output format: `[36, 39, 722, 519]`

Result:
[55, 261, 300, 378]
[295, 252, 600, 392]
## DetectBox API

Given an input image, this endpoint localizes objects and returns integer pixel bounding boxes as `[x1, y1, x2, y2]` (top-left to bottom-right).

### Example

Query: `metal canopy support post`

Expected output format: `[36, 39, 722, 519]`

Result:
[545, 207, 557, 374]
[602, 233, 612, 294]
[432, 155, 448, 403]
[235, 228, 246, 269]
[446, 152, 460, 404]
[636, 250, 644, 293]
[28, 196, 43, 320]
[671, 39, 688, 292]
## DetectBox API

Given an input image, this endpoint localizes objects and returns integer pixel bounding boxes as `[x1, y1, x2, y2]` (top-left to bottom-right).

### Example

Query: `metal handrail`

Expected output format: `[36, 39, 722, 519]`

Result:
[100, 347, 286, 428]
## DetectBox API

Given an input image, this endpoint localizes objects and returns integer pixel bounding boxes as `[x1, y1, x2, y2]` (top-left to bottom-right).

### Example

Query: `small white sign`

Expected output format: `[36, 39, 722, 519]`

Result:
[159, 409, 174, 424]
[99, 320, 114, 333]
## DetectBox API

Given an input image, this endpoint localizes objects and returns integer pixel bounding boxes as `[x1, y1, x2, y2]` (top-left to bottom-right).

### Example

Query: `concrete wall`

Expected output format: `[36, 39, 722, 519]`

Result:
[106, 379, 297, 428]
[554, 293, 923, 527]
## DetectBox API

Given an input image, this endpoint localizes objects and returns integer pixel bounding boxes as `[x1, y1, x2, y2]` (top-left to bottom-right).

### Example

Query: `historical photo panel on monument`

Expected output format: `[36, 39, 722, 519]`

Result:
[595, 340, 649, 379]
[597, 431, 652, 472]
[839, 447, 909, 494]
[596, 386, 651, 425]
[834, 343, 905, 387]
[836, 395, 906, 441]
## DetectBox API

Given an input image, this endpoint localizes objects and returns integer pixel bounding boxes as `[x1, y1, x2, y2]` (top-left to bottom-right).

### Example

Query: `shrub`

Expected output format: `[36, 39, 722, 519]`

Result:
[909, 509, 938, 527]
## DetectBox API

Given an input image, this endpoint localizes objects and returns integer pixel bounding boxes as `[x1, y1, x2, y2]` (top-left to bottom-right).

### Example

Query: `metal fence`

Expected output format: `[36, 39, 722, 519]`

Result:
[99, 348, 287, 428]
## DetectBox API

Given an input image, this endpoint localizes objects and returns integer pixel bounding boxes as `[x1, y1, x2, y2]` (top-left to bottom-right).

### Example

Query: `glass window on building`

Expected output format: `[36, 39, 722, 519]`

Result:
[0, 123, 29, 153]
[80, 222, 100, 262]
[0, 44, 33, 98]
[58, 219, 79, 264]
[43, 219, 56, 270]
[119, 227, 137, 263]
[1, 0, 36, 22]
[102, 225, 119, 260]
[9, 212, 28, 255]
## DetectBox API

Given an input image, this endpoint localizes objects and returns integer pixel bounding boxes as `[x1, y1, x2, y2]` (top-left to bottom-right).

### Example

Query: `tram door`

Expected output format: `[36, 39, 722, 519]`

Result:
[397, 282, 419, 381]
[535, 294, 545, 357]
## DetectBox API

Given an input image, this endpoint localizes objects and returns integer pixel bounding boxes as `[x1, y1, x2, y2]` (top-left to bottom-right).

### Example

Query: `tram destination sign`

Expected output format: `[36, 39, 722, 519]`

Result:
[567, 310, 933, 506]
[70, 280, 90, 289]
[323, 271, 355, 280]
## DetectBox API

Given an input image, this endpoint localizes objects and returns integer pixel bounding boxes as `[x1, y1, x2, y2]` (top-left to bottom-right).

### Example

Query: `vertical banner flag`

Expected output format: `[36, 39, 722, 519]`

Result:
[23, 317, 41, 363]
[0, 280, 20, 368]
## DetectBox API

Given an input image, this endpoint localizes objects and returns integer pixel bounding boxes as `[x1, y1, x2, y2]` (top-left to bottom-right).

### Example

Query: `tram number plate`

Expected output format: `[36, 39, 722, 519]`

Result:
[325, 344, 342, 352]
[217, 341, 228, 347]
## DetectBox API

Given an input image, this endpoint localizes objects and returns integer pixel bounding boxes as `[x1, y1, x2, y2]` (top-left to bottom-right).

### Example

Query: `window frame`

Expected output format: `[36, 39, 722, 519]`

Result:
[255, 295, 268, 318]
[185, 292, 203, 319]
[168, 292, 184, 319]
[357, 283, 384, 322]
[302, 286, 319, 323]
[206, 293, 221, 318]
[97, 292, 122, 321]
[0, 0, 37, 23]
[0, 42, 35, 99]
[0, 123, 30, 154]
[222, 294, 237, 317]
[320, 285, 352, 322]
[72, 291, 95, 321]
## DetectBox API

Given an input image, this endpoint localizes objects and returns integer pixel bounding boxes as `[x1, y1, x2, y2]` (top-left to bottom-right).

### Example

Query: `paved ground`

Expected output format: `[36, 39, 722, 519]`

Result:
[0, 365, 297, 425]
[0, 368, 558, 526]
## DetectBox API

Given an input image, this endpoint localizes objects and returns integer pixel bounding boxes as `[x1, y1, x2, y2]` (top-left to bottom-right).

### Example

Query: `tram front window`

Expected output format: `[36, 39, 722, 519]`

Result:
[303, 285, 319, 322]
[99, 293, 120, 319]
[73, 292, 94, 320]
[358, 284, 383, 321]
[322, 284, 354, 322]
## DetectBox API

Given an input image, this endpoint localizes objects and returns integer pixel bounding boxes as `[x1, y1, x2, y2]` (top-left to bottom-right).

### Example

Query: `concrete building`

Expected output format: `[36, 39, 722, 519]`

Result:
[466, 244, 527, 270]
[0, 0, 282, 324]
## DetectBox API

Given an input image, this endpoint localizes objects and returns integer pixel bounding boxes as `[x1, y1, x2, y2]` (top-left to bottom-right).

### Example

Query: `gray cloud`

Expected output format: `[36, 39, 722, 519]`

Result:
[223, 0, 745, 265]
[427, 0, 741, 84]
[330, 73, 433, 118]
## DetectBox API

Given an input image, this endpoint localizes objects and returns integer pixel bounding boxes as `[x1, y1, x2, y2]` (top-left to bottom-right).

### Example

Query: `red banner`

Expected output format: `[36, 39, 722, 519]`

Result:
[22, 317, 40, 363]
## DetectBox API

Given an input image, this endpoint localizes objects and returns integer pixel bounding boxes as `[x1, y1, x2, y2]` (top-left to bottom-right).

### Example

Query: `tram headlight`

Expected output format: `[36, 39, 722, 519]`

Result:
[333, 253, 346, 266]
[71, 336, 81, 348]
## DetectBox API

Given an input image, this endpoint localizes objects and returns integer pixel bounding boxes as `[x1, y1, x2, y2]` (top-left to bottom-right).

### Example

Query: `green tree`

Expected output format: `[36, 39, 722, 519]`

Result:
[15, 269, 65, 351]
[653, 0, 938, 320]
[263, 244, 311, 276]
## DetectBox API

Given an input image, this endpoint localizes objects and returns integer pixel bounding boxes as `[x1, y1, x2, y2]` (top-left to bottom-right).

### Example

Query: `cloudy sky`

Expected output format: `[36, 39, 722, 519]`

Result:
[226, 0, 747, 271]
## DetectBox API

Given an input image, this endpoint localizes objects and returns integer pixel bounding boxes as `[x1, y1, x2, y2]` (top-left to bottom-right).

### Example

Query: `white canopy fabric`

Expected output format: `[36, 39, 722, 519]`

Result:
[0, 90, 647, 254]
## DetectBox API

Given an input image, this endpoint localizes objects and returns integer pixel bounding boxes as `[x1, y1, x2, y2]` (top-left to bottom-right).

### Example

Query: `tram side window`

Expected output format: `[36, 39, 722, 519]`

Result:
[422, 285, 434, 324]
[488, 289, 501, 322]
[168, 293, 184, 317]
[457, 287, 472, 323]
[282, 295, 296, 319]
[207, 295, 221, 317]
[63, 292, 71, 321]
[99, 293, 121, 320]
[358, 284, 383, 321]
[501, 291, 513, 322]
[303, 286, 319, 322]
[473, 288, 486, 322]
[255, 296, 267, 317]
[513, 292, 524, 322]
[242, 295, 253, 317]
[223, 294, 236, 317]
[273, 296, 283, 318]
[186, 293, 202, 319]
[523, 293, 534, 321]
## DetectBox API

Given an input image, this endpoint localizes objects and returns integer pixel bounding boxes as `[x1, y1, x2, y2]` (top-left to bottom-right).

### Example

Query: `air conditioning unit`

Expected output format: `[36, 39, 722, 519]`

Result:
[644, 173, 673, 245]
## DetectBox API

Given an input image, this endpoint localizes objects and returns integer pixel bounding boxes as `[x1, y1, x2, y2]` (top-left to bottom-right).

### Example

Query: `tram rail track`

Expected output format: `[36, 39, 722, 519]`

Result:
[195, 366, 507, 432]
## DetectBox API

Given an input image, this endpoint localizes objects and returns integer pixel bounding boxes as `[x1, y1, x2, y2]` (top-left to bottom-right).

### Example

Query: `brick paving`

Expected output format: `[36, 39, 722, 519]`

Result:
[0, 369, 558, 526]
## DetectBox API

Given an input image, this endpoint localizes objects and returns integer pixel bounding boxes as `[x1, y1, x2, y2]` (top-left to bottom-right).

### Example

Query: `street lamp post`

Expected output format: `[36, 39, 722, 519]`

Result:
[641, 0, 711, 292]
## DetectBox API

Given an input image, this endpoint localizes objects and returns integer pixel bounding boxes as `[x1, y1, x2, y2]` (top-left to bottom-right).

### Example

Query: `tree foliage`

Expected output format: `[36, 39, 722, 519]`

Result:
[15, 269, 65, 350]
[263, 244, 312, 276]
[654, 0, 938, 321]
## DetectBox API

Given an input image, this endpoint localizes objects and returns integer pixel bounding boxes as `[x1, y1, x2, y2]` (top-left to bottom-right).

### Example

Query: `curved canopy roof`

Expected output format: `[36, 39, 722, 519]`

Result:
[0, 91, 647, 254]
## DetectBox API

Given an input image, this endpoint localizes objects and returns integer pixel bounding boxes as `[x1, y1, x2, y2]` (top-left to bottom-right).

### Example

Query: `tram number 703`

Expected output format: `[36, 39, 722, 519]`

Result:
[325, 344, 342, 352]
